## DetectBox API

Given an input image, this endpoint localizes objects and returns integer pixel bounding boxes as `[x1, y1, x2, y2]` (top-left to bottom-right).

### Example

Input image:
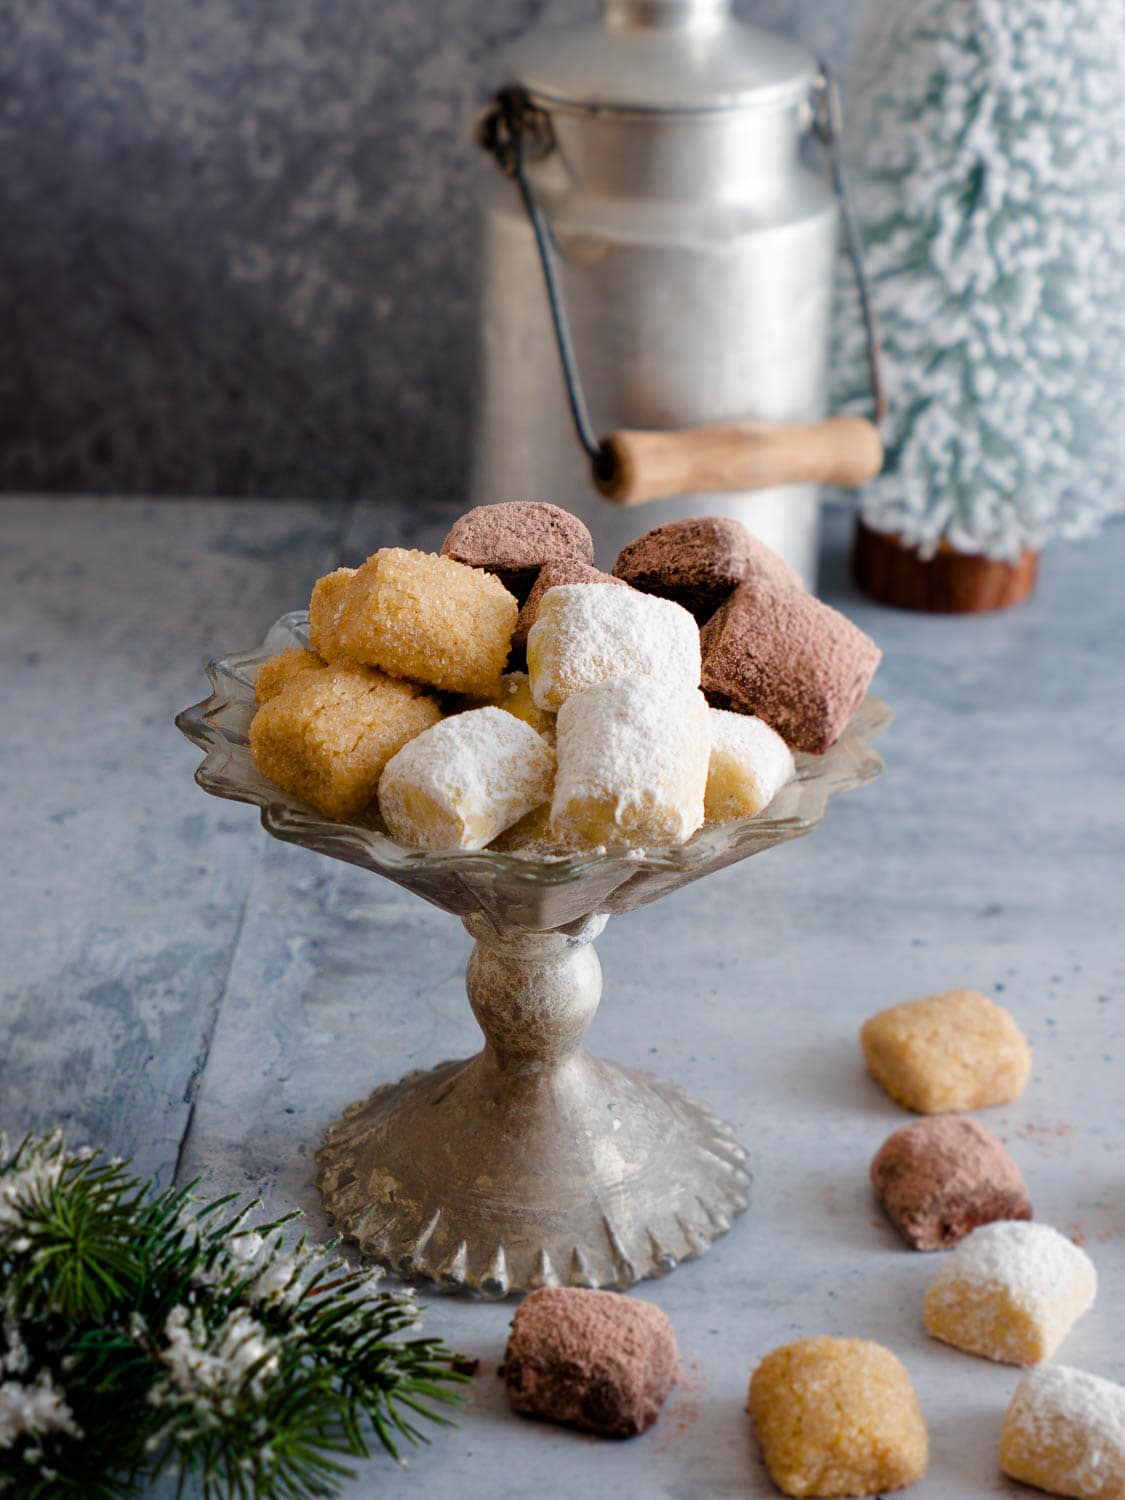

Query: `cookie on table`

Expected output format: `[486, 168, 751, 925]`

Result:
[871, 1116, 1032, 1250]
[861, 989, 1031, 1113]
[249, 663, 442, 821]
[502, 1287, 678, 1439]
[748, 1336, 928, 1497]
[1000, 1365, 1125, 1500]
[924, 1221, 1096, 1366]
[513, 560, 628, 652]
[335, 548, 517, 699]
[254, 647, 324, 704]
[700, 581, 881, 753]
[441, 501, 594, 601]
[612, 515, 801, 622]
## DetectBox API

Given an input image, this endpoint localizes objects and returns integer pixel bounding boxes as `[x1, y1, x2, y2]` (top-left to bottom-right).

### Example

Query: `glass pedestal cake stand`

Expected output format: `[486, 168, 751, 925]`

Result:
[177, 612, 889, 1298]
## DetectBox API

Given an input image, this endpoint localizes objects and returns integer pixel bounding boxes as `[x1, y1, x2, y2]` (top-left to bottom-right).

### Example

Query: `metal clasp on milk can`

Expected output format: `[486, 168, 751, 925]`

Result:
[470, 1, 886, 586]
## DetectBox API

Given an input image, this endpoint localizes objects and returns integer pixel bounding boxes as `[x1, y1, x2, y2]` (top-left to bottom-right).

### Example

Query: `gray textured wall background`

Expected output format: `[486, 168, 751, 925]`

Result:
[0, 1, 862, 503]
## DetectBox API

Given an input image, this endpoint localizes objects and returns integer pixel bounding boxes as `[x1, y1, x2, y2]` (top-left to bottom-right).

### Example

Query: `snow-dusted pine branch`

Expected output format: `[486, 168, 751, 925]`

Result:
[0, 1132, 470, 1498]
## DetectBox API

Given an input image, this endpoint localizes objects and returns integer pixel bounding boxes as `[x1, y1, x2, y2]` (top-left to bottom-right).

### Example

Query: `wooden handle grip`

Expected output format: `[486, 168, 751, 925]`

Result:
[593, 416, 884, 506]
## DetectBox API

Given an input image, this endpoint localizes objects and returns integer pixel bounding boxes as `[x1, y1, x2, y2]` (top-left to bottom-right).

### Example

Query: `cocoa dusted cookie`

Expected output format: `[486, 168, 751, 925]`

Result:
[512, 558, 628, 651]
[502, 1287, 678, 1438]
[441, 501, 595, 600]
[700, 581, 881, 752]
[871, 1116, 1032, 1251]
[612, 515, 800, 622]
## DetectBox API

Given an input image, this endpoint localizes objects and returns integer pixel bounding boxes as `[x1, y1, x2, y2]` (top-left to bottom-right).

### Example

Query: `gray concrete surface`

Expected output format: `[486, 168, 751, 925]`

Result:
[2, 496, 1122, 1497]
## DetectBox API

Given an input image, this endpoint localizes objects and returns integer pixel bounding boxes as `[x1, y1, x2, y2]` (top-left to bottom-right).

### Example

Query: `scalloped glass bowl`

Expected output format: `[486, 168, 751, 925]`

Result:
[177, 613, 890, 1296]
[178, 611, 890, 932]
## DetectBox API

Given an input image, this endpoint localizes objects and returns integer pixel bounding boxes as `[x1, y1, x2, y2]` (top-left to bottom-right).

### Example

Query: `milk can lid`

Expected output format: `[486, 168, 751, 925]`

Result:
[504, 0, 818, 114]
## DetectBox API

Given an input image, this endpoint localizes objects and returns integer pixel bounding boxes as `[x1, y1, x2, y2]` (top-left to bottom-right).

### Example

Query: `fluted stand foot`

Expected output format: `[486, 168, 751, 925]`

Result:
[316, 912, 749, 1297]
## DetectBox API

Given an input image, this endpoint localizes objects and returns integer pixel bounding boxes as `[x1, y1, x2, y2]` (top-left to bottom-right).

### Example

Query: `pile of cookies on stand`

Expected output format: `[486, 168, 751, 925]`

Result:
[248, 501, 880, 853]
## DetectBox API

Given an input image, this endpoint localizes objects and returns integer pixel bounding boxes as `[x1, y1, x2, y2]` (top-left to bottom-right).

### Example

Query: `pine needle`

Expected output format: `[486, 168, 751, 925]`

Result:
[0, 1131, 472, 1498]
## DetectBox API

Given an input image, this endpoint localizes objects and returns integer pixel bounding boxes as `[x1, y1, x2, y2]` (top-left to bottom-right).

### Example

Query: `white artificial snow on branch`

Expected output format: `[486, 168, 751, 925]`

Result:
[149, 1306, 280, 1426]
[833, 0, 1125, 558]
[0, 1373, 81, 1449]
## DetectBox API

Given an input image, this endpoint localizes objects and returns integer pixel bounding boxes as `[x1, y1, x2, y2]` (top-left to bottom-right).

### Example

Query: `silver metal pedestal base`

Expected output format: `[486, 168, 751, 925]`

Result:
[315, 914, 749, 1297]
[317, 1055, 749, 1297]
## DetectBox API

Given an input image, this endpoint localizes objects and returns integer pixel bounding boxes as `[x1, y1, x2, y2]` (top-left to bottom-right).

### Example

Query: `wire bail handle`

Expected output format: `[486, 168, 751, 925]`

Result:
[476, 88, 608, 471]
[810, 61, 887, 429]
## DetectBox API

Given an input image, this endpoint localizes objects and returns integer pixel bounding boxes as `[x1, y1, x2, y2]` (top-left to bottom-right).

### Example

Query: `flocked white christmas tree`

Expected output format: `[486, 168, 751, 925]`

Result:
[833, 0, 1125, 561]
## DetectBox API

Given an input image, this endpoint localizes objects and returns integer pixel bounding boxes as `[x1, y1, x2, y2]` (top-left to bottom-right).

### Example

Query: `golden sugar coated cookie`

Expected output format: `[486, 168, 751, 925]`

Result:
[748, 1337, 928, 1497]
[924, 1221, 1096, 1366]
[1000, 1365, 1125, 1499]
[254, 647, 324, 704]
[860, 989, 1031, 1113]
[378, 706, 555, 852]
[249, 663, 442, 821]
[307, 566, 356, 661]
[704, 708, 795, 822]
[336, 548, 517, 699]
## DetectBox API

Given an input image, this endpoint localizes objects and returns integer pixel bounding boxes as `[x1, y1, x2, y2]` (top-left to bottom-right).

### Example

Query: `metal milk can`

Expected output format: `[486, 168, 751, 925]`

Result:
[469, 0, 882, 588]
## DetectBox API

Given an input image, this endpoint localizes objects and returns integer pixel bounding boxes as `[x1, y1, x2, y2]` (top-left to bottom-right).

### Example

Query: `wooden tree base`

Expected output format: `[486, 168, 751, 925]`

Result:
[852, 521, 1039, 613]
